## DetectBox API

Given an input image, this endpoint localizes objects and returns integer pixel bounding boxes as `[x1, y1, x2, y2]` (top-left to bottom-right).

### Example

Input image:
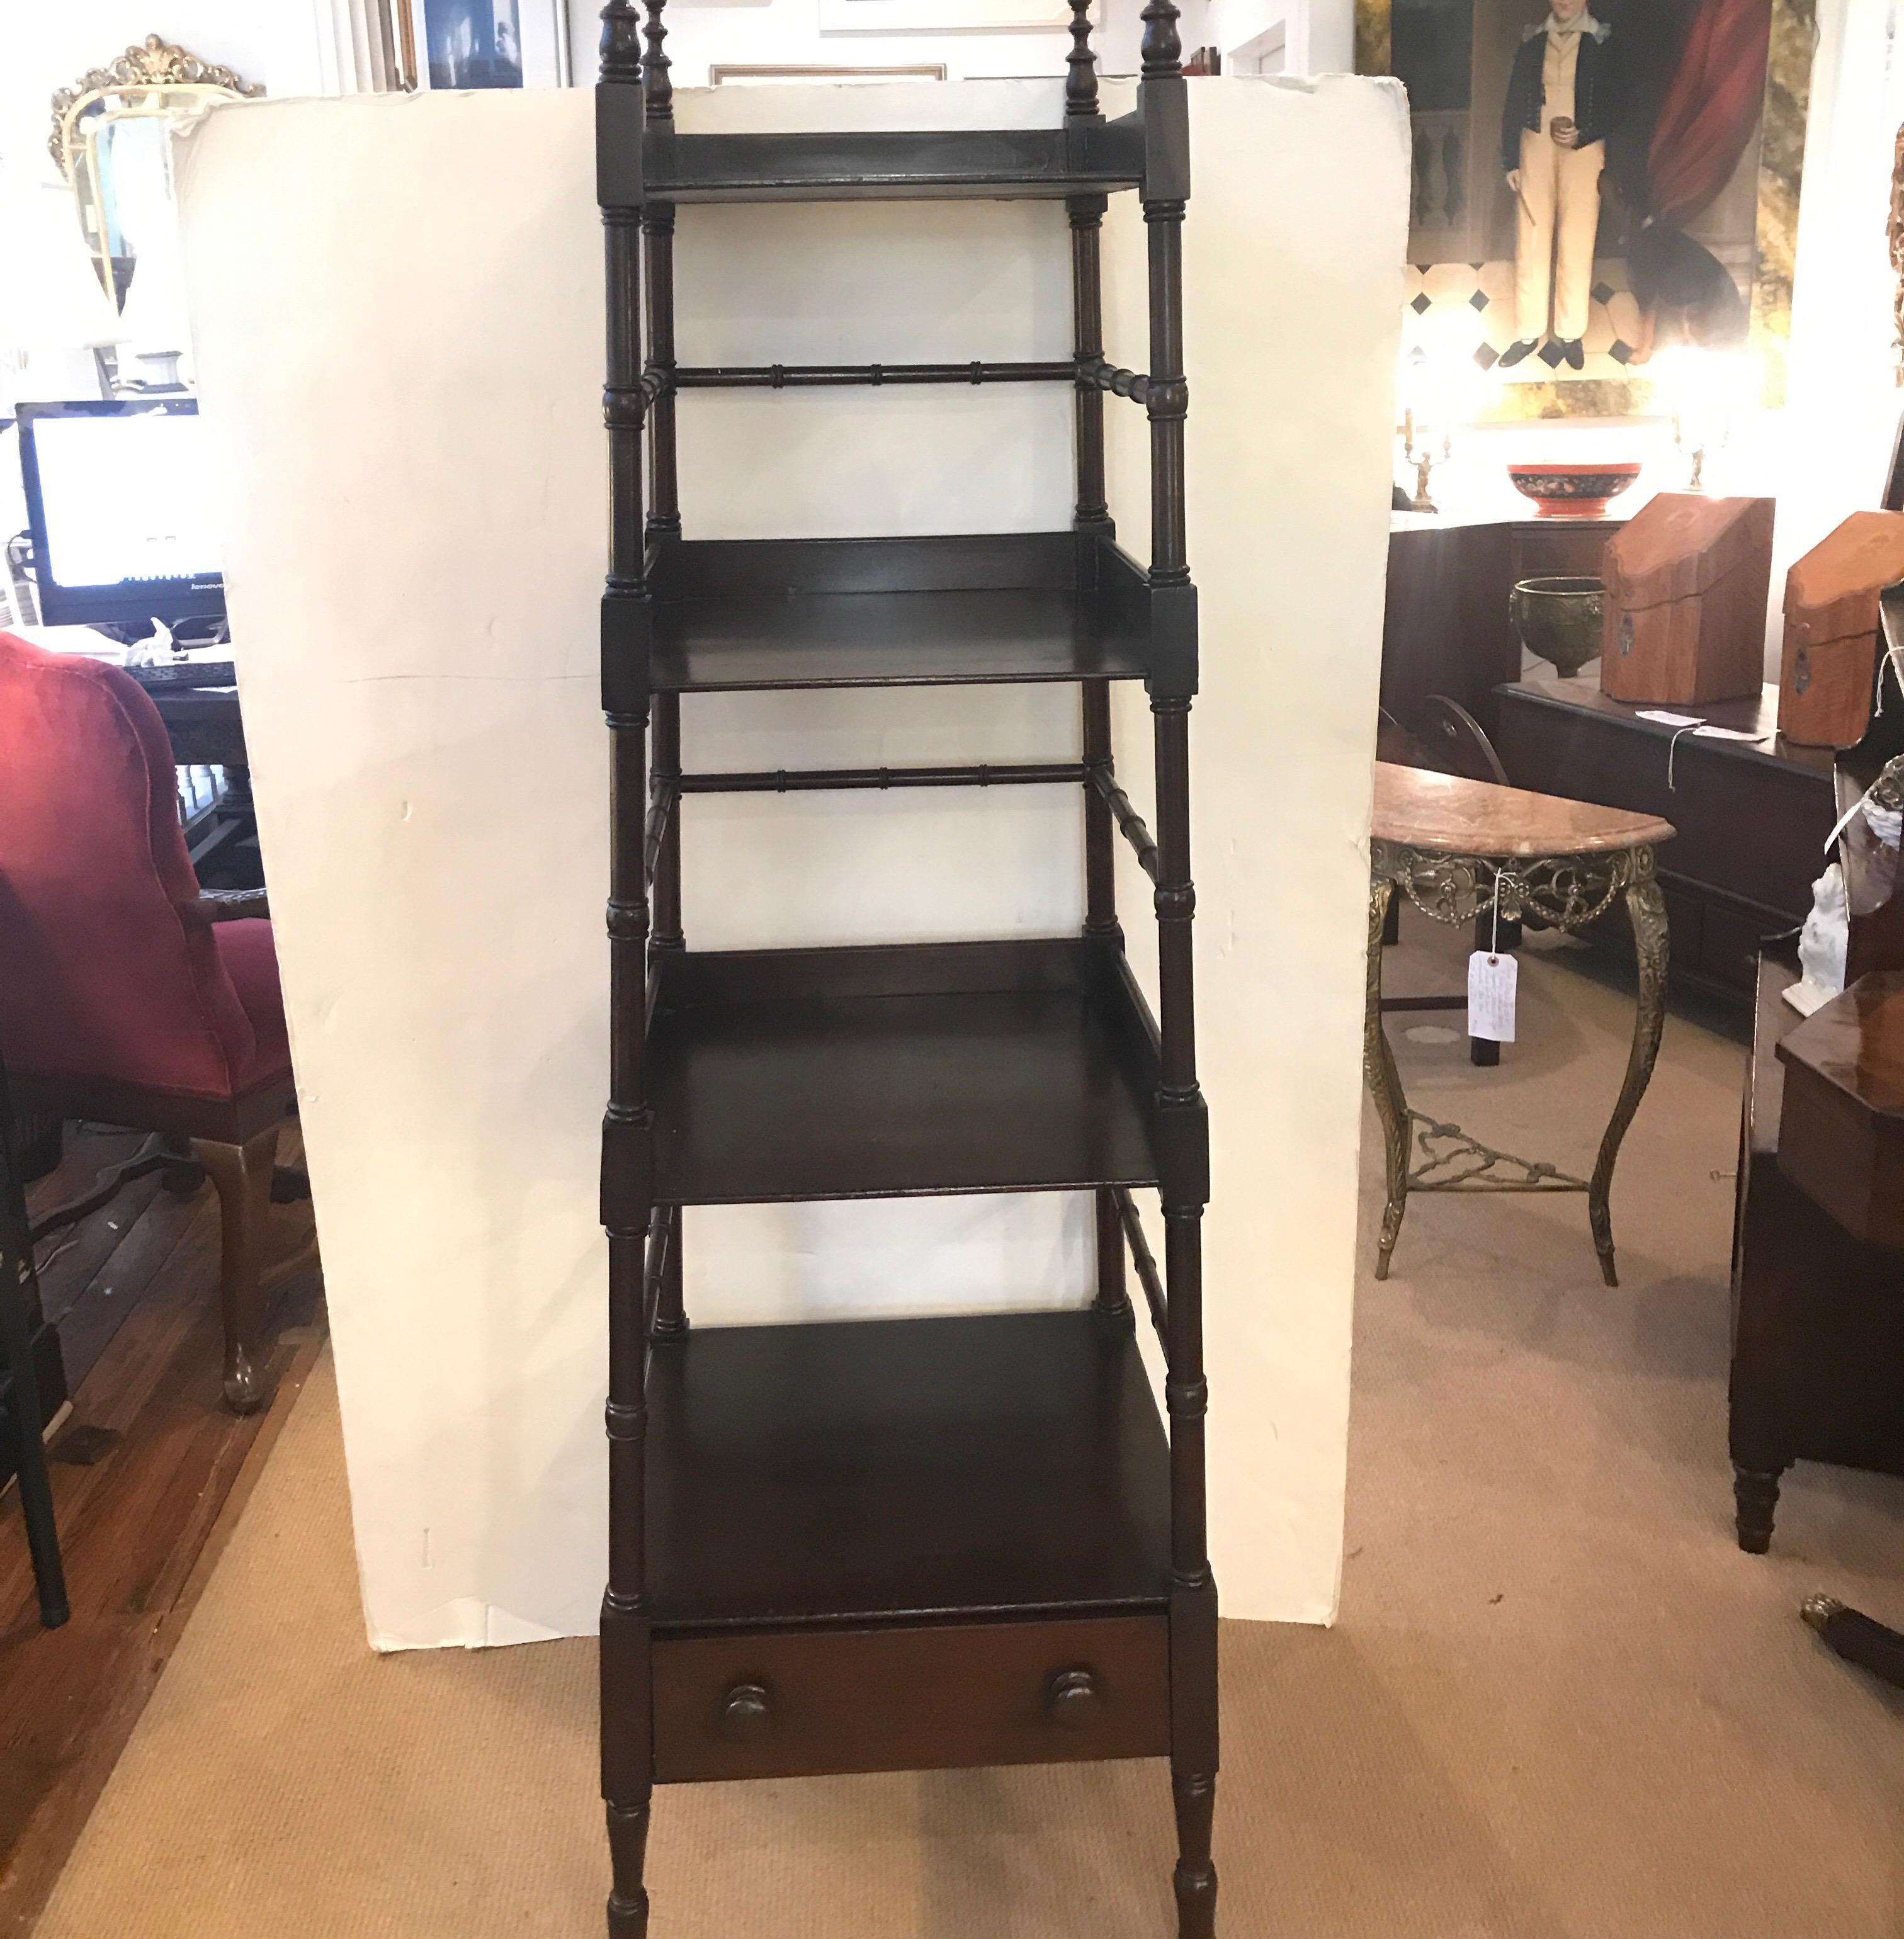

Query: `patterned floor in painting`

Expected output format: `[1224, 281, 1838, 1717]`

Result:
[1403, 256, 1646, 385]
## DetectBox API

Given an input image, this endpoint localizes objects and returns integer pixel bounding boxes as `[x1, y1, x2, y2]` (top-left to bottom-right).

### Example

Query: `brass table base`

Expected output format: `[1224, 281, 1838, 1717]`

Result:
[1366, 841, 1669, 1286]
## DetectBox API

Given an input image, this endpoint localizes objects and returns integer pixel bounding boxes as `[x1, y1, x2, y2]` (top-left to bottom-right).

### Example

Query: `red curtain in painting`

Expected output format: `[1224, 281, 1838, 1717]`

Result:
[1646, 0, 1774, 225]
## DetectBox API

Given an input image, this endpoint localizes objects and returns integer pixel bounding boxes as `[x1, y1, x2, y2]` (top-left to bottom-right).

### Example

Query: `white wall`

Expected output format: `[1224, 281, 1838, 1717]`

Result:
[178, 73, 1403, 1649]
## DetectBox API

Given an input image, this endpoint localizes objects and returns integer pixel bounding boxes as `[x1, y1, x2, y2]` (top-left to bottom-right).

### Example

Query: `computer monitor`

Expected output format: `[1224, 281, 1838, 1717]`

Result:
[16, 399, 225, 630]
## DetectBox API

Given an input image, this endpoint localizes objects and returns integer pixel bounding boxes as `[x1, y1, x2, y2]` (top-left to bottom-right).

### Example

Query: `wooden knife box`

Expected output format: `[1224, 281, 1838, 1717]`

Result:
[1601, 493, 1775, 706]
[1777, 511, 1904, 747]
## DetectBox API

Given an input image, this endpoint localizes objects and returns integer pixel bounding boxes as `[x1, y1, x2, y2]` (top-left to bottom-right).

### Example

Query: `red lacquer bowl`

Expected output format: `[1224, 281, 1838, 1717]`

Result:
[1507, 461, 1643, 517]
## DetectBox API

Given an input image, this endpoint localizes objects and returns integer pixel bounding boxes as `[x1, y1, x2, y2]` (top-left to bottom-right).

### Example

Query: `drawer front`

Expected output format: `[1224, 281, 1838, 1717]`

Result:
[654, 1614, 1170, 1784]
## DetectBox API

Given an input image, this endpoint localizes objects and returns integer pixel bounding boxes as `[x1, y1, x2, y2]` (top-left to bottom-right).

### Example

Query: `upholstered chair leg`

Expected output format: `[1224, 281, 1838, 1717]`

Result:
[190, 1124, 281, 1415]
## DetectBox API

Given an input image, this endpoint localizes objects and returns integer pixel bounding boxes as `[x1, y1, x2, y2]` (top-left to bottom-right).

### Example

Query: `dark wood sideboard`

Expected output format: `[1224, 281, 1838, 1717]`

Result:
[1382, 515, 1621, 733]
[1731, 946, 1904, 1547]
[1493, 679, 1839, 1005]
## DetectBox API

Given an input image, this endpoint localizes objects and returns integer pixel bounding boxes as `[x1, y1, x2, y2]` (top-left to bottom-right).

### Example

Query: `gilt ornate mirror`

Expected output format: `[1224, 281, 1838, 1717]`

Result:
[48, 35, 261, 362]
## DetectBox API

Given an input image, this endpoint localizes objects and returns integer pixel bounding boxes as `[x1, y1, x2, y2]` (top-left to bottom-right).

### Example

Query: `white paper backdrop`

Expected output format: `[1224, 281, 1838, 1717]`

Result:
[177, 74, 1405, 1649]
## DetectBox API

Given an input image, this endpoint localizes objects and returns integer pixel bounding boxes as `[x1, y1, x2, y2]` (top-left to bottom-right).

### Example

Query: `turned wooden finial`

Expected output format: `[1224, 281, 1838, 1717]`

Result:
[1140, 0, 1183, 77]
[642, 0, 673, 122]
[1065, 0, 1100, 118]
[600, 0, 643, 81]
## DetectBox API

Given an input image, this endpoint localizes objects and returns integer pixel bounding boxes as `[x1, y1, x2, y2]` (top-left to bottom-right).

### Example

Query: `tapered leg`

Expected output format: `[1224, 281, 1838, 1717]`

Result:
[605, 1798, 651, 1938]
[1364, 879, 1411, 1280]
[1733, 1464, 1786, 1554]
[190, 1122, 280, 1415]
[1588, 860, 1669, 1289]
[1172, 1770, 1218, 1939]
[603, 1228, 654, 1939]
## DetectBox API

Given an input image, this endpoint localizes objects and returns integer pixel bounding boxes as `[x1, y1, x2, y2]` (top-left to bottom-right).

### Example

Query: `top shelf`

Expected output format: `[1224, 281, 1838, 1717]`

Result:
[598, 102, 1149, 206]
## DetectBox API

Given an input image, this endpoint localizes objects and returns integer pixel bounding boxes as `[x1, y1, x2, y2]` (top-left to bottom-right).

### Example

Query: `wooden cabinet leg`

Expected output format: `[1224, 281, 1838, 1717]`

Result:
[189, 1123, 280, 1415]
[1733, 1464, 1786, 1554]
[605, 1797, 650, 1939]
[1172, 1769, 1218, 1938]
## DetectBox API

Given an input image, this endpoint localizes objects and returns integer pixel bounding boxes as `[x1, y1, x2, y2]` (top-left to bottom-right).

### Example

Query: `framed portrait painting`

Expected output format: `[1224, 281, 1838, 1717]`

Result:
[397, 0, 572, 90]
[1359, 0, 1815, 414]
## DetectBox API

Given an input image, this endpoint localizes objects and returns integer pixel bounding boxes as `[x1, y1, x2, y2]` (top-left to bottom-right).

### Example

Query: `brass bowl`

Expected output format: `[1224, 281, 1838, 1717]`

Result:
[1510, 575, 1605, 679]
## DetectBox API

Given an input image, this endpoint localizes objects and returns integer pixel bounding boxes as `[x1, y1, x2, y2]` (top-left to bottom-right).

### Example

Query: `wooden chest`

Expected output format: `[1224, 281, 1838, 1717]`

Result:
[1776, 971, 1904, 1251]
[1778, 511, 1904, 747]
[1601, 494, 1774, 706]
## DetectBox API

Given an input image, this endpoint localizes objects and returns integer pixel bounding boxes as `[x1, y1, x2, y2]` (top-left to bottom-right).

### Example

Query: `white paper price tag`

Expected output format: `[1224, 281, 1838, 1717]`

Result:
[1467, 951, 1517, 1043]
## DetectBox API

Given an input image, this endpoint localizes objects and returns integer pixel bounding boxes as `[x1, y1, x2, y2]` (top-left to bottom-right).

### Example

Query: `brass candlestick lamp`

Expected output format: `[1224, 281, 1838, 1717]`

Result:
[1402, 407, 1450, 513]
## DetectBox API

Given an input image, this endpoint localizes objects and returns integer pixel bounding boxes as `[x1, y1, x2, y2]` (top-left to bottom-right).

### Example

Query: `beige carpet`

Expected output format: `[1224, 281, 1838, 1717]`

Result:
[35, 922, 1904, 1939]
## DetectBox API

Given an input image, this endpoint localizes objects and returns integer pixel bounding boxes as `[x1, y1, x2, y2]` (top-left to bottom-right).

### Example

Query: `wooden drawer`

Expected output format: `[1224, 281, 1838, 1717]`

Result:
[653, 1614, 1170, 1784]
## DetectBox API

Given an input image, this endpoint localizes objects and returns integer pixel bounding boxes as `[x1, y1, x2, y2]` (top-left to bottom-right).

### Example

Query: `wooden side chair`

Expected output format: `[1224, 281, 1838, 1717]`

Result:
[0, 631, 311, 1414]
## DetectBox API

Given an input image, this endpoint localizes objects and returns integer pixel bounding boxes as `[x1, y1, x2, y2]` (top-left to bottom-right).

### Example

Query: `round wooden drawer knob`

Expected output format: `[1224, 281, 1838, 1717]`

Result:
[1048, 1668, 1102, 1727]
[719, 1682, 771, 1741]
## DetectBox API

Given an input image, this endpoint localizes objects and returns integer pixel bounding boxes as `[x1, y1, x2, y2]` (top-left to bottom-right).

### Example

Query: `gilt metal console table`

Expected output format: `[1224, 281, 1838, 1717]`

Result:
[1366, 762, 1674, 1286]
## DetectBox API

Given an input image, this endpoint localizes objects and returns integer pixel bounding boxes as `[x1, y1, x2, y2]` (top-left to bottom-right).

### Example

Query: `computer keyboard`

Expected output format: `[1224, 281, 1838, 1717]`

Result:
[123, 659, 237, 692]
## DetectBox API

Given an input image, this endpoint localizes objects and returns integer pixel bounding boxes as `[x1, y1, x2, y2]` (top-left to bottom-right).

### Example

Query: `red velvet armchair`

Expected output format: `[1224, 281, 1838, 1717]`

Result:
[0, 631, 307, 1413]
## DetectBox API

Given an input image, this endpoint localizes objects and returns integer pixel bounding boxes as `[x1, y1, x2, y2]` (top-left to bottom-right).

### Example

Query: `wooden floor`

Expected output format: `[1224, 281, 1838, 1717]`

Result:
[0, 1124, 324, 1938]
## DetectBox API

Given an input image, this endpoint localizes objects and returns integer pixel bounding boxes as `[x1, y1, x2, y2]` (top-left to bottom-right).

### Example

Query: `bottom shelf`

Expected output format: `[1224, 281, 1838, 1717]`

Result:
[639, 1306, 1176, 1784]
[646, 1307, 1174, 1632]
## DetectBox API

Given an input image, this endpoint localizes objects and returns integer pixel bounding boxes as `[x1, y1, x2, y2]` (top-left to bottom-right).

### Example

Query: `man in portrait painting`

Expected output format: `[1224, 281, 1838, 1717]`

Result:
[1498, 0, 1625, 370]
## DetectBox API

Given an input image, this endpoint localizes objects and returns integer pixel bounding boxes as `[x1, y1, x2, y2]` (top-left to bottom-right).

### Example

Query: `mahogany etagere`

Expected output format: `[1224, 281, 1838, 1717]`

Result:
[594, 3, 1213, 1930]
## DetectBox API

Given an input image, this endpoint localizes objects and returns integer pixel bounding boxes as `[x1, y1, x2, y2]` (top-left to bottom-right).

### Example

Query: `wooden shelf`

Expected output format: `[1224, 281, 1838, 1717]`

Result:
[599, 116, 1148, 208]
[646, 531, 1152, 692]
[644, 939, 1161, 1205]
[592, 25, 1216, 1916]
[647, 1308, 1172, 1632]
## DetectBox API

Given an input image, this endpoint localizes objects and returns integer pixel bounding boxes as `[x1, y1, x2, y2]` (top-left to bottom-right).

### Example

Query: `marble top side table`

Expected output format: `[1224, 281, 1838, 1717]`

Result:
[1367, 762, 1676, 1286]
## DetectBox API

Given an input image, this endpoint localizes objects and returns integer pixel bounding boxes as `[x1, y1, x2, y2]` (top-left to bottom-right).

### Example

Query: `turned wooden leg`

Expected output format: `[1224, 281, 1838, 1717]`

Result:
[190, 1123, 280, 1415]
[605, 1797, 650, 1939]
[1172, 1769, 1218, 1938]
[1733, 1464, 1786, 1554]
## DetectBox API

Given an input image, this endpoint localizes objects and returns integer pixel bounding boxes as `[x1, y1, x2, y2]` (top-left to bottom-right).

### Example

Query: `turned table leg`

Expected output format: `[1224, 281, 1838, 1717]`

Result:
[1733, 1463, 1788, 1554]
[1365, 878, 1412, 1280]
[1587, 856, 1669, 1289]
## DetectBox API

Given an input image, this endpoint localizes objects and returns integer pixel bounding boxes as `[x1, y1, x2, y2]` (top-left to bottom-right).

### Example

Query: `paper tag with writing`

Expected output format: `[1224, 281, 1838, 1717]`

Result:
[1468, 951, 1517, 1043]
